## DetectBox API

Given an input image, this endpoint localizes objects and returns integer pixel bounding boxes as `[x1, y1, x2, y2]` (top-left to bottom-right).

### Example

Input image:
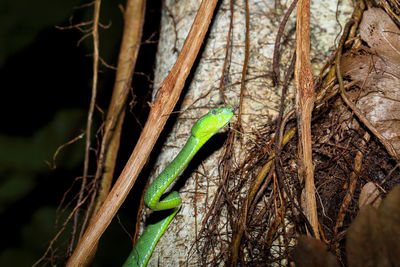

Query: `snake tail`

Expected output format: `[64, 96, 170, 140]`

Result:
[123, 107, 234, 267]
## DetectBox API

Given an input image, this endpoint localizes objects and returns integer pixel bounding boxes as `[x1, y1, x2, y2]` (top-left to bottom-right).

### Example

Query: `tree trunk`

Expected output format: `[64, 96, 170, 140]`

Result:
[144, 0, 353, 265]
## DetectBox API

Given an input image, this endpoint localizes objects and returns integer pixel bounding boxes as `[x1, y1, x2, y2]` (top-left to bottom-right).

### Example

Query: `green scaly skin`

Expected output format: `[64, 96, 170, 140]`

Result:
[123, 107, 234, 267]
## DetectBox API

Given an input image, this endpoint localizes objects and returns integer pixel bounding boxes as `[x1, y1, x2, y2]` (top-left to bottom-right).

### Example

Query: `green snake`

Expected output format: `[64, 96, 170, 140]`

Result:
[123, 107, 234, 267]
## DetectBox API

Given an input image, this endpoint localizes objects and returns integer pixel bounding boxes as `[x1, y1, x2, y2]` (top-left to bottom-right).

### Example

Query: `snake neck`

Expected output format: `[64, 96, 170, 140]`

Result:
[144, 134, 211, 210]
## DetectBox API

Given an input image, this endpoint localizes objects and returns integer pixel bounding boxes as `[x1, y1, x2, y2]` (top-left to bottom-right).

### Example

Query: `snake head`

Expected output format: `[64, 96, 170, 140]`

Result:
[191, 107, 234, 139]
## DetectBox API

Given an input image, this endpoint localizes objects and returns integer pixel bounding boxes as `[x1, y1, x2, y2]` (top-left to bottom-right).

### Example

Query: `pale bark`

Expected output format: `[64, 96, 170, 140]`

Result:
[146, 0, 352, 265]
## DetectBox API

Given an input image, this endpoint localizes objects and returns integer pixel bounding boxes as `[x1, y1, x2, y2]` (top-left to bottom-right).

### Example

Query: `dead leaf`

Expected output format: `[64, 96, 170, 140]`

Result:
[376, 185, 400, 264]
[359, 8, 400, 62]
[359, 182, 382, 208]
[346, 185, 400, 267]
[292, 235, 339, 267]
[341, 8, 400, 156]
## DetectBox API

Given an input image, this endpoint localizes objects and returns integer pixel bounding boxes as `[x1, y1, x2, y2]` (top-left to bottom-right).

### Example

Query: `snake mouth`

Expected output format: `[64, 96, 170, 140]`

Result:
[222, 117, 233, 129]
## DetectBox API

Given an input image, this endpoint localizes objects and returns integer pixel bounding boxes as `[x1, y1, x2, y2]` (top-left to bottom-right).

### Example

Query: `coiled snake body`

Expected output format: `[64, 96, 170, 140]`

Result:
[123, 107, 234, 266]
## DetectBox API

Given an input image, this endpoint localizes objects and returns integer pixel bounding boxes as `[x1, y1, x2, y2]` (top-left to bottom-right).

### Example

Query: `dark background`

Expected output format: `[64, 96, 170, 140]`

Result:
[0, 0, 161, 265]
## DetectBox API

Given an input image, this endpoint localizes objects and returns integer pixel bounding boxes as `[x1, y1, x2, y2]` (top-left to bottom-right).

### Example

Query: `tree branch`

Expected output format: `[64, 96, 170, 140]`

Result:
[66, 0, 219, 265]
[294, 0, 320, 239]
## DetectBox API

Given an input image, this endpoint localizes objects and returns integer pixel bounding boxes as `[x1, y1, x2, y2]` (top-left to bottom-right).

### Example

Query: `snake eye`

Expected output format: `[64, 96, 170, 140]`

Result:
[210, 109, 217, 115]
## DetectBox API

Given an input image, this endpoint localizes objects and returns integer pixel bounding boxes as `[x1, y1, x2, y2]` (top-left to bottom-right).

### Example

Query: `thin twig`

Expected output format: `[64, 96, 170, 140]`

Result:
[33, 192, 91, 267]
[334, 132, 370, 234]
[228, 1, 250, 263]
[218, 0, 234, 104]
[81, 1, 147, 261]
[236, 0, 250, 125]
[272, 0, 297, 86]
[228, 127, 297, 265]
[71, 0, 101, 256]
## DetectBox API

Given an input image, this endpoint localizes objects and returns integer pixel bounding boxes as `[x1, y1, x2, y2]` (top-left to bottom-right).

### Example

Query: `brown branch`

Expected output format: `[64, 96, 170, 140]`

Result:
[294, 0, 320, 239]
[227, 2, 250, 263]
[228, 127, 297, 265]
[77, 0, 147, 265]
[66, 0, 219, 265]
[236, 0, 250, 125]
[70, 0, 101, 256]
[272, 0, 297, 86]
[315, 0, 365, 110]
[334, 132, 370, 234]
[218, 0, 234, 104]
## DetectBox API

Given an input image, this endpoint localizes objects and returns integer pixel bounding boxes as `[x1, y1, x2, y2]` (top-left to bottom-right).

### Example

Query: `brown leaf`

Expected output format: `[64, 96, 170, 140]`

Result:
[292, 235, 339, 267]
[359, 8, 400, 62]
[376, 185, 400, 264]
[341, 8, 400, 156]
[358, 182, 382, 208]
[346, 185, 400, 267]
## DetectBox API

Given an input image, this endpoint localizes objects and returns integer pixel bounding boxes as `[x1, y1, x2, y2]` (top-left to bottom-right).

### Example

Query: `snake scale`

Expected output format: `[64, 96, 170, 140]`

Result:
[123, 107, 234, 266]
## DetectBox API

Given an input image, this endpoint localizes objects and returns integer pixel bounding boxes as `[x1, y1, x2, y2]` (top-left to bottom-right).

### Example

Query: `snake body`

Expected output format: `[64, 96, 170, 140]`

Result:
[123, 107, 234, 267]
